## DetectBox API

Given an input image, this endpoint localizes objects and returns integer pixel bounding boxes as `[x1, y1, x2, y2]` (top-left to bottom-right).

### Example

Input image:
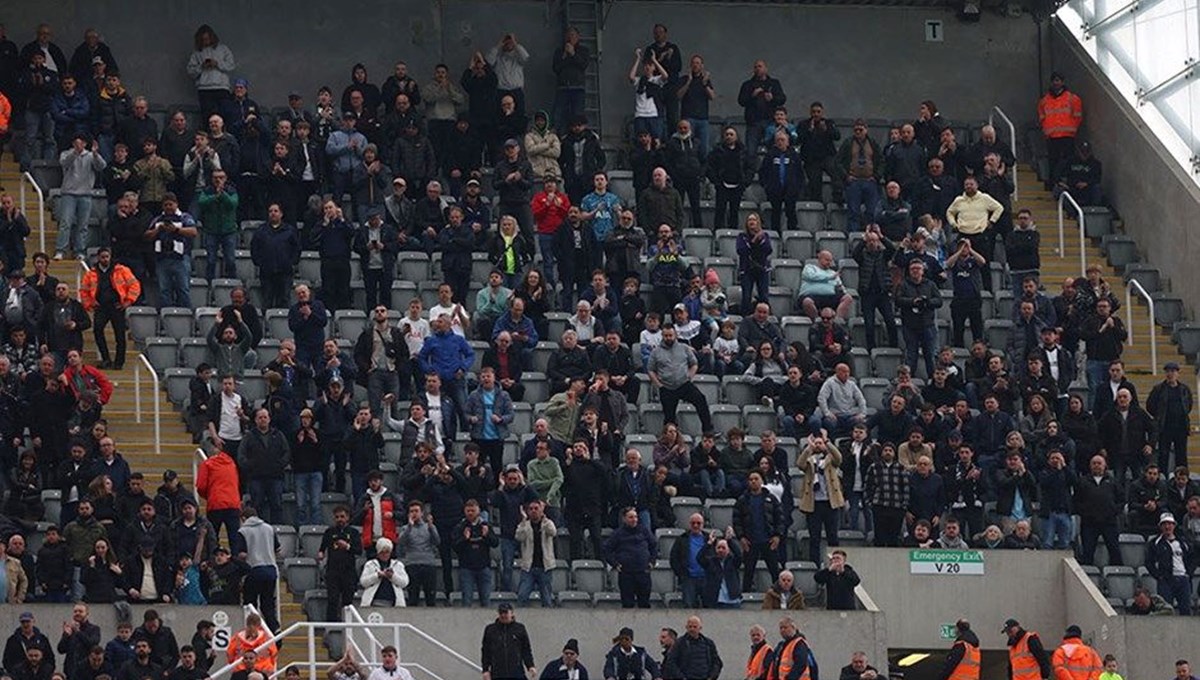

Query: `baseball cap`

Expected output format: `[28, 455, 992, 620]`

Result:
[1160, 512, 1177, 525]
[288, 91, 303, 100]
[503, 138, 520, 148]
[233, 78, 249, 88]
[1164, 361, 1181, 371]
[341, 110, 358, 120]
[1001, 618, 1020, 633]
[18, 612, 33, 622]
[672, 303, 687, 312]
[465, 178, 481, 187]
[91, 56, 104, 65]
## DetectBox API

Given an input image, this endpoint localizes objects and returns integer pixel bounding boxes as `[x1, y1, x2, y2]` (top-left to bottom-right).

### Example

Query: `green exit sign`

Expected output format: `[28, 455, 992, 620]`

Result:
[940, 624, 957, 640]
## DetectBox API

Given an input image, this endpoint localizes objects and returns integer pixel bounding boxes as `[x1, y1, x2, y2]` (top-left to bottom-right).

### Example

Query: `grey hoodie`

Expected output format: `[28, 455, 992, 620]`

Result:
[238, 516, 278, 568]
[60, 148, 107, 195]
[396, 521, 441, 566]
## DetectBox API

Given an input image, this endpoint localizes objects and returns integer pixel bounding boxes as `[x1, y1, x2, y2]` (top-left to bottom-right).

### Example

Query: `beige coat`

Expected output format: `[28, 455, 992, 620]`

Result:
[4, 556, 28, 603]
[515, 517, 557, 571]
[762, 585, 806, 610]
[524, 128, 562, 180]
[797, 443, 846, 511]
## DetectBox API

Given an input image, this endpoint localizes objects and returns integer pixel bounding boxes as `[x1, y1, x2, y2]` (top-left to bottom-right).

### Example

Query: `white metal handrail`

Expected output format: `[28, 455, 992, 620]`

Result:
[191, 447, 208, 496]
[76, 260, 90, 297]
[133, 354, 161, 455]
[17, 172, 47, 253]
[207, 617, 478, 680]
[1056, 191, 1087, 276]
[1125, 278, 1158, 371]
[267, 660, 444, 680]
[988, 105, 1019, 201]
[343, 605, 388, 663]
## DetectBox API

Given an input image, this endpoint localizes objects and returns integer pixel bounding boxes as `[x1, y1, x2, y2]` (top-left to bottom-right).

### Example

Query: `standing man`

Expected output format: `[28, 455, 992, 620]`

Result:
[1145, 513, 1195, 615]
[480, 603, 535, 679]
[551, 27, 590, 133]
[1037, 72, 1083, 190]
[736, 60, 786, 152]
[79, 247, 139, 369]
[56, 134, 105, 261]
[1050, 625, 1102, 680]
[733, 470, 783, 593]
[1002, 619, 1051, 680]
[1147, 362, 1193, 473]
[1081, 299, 1127, 412]
[237, 506, 281, 634]
[664, 616, 722, 680]
[769, 617, 816, 680]
[237, 409, 289, 525]
[486, 33, 530, 115]
[838, 120, 881, 233]
[250, 203, 301, 310]
[147, 193, 198, 308]
[939, 620, 980, 680]
[644, 24, 682, 128]
[604, 506, 657, 609]
[895, 260, 942, 378]
[851, 226, 898, 351]
[945, 177, 1003, 288]
[354, 304, 405, 417]
[799, 102, 842, 203]
[196, 169, 239, 281]
[318, 506, 361, 621]
[649, 324, 714, 435]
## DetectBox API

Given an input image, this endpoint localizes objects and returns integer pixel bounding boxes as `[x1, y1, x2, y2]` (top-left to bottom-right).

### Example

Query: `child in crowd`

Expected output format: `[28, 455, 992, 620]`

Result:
[713, 319, 742, 377]
[36, 524, 70, 602]
[701, 268, 727, 316]
[1098, 655, 1123, 680]
[620, 276, 646, 346]
[639, 311, 663, 371]
[175, 554, 207, 604]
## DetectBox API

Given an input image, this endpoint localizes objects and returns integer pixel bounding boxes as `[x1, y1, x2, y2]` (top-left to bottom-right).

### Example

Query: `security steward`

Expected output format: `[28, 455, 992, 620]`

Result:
[746, 624, 775, 680]
[1050, 625, 1102, 680]
[768, 616, 816, 680]
[939, 619, 981, 680]
[1004, 618, 1052, 680]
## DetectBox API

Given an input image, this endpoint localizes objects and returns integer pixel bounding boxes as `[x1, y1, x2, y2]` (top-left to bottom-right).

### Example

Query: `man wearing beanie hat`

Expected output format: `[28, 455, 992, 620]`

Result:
[539, 638, 589, 679]
[358, 538, 408, 607]
[1145, 512, 1196, 615]
[603, 627, 660, 680]
[1051, 625, 1102, 680]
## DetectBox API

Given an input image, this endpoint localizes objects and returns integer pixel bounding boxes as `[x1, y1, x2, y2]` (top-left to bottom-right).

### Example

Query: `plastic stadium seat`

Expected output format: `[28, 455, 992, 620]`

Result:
[303, 589, 327, 622]
[781, 316, 812, 345]
[531, 342, 556, 372]
[520, 372, 548, 405]
[768, 287, 794, 317]
[160, 307, 195, 340]
[165, 368, 193, 405]
[784, 231, 815, 261]
[772, 259, 804, 292]
[626, 434, 656, 462]
[674, 403, 702, 435]
[333, 310, 367, 340]
[512, 403, 533, 437]
[559, 590, 592, 611]
[275, 525, 298, 558]
[299, 525, 328, 557]
[705, 257, 736, 287]
[791, 561, 821, 599]
[593, 592, 623, 608]
[468, 342, 488, 373]
[655, 528, 683, 560]
[692, 374, 720, 405]
[551, 561, 570, 593]
[1151, 293, 1185, 327]
[858, 378, 890, 412]
[635, 403, 661, 435]
[714, 230, 740, 259]
[320, 493, 351, 525]
[1103, 566, 1136, 601]
[670, 497, 703, 530]
[570, 560, 607, 594]
[870, 348, 904, 378]
[234, 250, 257, 285]
[1118, 534, 1146, 569]
[240, 370, 268, 403]
[284, 557, 319, 594]
[195, 307, 220, 331]
[1124, 264, 1161, 294]
[545, 313, 570, 341]
[389, 281, 418, 311]
[993, 290, 1014, 320]
[705, 498, 736, 531]
[796, 202, 826, 232]
[1136, 566, 1157, 595]
[1080, 564, 1102, 590]
[711, 405, 742, 436]
[186, 278, 208, 308]
[41, 490, 62, 525]
[180, 337, 208, 369]
[849, 347, 871, 379]
[651, 560, 676, 594]
[814, 231, 847, 259]
[128, 306, 160, 342]
[398, 252, 431, 283]
[265, 309, 290, 339]
[256, 339, 281, 367]
[743, 405, 776, 435]
[723, 375, 759, 407]
[143, 338, 179, 373]
[683, 229, 714, 258]
[983, 319, 1013, 350]
[211, 278, 243, 306]
[381, 433, 404, 466]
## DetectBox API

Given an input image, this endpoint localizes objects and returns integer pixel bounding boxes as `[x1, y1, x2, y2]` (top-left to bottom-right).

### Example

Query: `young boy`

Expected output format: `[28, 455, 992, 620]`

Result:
[638, 311, 663, 372]
[199, 546, 247, 605]
[619, 276, 645, 346]
[4, 325, 39, 378]
[104, 621, 136, 669]
[174, 554, 206, 604]
[187, 363, 215, 443]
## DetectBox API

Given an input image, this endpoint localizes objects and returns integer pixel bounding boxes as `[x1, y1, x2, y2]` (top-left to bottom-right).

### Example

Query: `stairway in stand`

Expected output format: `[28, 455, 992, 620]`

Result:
[5, 155, 311, 666]
[1018, 164, 1200, 470]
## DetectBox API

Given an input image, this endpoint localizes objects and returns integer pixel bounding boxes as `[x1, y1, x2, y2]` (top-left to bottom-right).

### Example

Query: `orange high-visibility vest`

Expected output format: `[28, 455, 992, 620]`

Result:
[1052, 638, 1103, 680]
[769, 635, 812, 680]
[747, 642, 772, 679]
[947, 640, 981, 680]
[1010, 632, 1042, 680]
[1038, 91, 1083, 138]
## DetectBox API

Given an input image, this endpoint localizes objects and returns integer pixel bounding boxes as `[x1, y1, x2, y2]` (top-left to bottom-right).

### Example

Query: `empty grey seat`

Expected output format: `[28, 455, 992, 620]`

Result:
[1102, 565, 1136, 601]
[161, 307, 195, 340]
[299, 525, 328, 557]
[284, 557, 319, 594]
[670, 497, 703, 530]
[723, 375, 759, 407]
[705, 498, 736, 531]
[570, 560, 607, 594]
[179, 337, 208, 369]
[128, 306, 160, 342]
[557, 590, 592, 609]
[143, 337, 179, 373]
[1118, 534, 1146, 569]
[275, 525, 298, 558]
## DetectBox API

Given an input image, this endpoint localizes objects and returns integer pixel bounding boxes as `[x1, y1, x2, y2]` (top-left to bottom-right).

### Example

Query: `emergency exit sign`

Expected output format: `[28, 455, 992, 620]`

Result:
[909, 549, 985, 575]
[940, 624, 957, 639]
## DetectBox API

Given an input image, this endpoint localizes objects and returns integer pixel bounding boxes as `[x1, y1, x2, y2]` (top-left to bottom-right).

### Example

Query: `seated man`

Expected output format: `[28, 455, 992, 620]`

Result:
[798, 250, 852, 320]
[546, 329, 592, 396]
[811, 363, 868, 436]
[1054, 140, 1102, 207]
[481, 331, 526, 403]
[808, 306, 851, 370]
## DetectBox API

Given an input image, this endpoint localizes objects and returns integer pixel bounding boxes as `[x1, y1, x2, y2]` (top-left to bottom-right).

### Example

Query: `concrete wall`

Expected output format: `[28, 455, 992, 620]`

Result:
[367, 607, 889, 679]
[1061, 559, 1125, 663]
[1123, 617, 1200, 679]
[1052, 21, 1200, 315]
[0, 1, 1042, 140]
[849, 548, 1073, 650]
[0, 602, 245, 650]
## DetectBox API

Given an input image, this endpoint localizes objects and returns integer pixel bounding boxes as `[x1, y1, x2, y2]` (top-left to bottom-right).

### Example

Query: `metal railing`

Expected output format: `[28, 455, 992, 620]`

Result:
[987, 105, 1019, 201]
[75, 260, 90, 297]
[1056, 191, 1087, 276]
[1125, 278, 1158, 371]
[209, 606, 479, 680]
[16, 172, 47, 253]
[191, 447, 207, 492]
[133, 354, 161, 455]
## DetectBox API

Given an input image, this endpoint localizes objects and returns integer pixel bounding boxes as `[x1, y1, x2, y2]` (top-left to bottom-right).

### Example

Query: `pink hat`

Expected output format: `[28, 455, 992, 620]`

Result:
[704, 268, 721, 286]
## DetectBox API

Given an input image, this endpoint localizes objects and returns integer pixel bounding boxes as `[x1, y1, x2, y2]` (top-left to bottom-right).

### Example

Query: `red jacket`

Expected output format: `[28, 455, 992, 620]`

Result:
[197, 451, 241, 511]
[62, 364, 114, 404]
[531, 190, 571, 235]
[358, 490, 400, 549]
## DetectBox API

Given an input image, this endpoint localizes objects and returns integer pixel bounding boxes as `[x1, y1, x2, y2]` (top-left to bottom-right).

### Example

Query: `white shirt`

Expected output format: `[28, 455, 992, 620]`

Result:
[140, 556, 158, 600]
[1044, 347, 1061, 383]
[1169, 538, 1186, 576]
[400, 316, 431, 356]
[428, 303, 468, 337]
[218, 392, 242, 440]
[423, 393, 445, 441]
[633, 74, 664, 118]
[367, 665, 415, 680]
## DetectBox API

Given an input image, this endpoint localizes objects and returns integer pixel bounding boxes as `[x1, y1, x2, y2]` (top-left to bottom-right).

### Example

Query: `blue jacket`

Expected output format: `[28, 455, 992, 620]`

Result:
[603, 644, 660, 680]
[51, 89, 91, 133]
[419, 330, 474, 381]
[491, 312, 539, 346]
[465, 386, 514, 440]
[488, 484, 540, 538]
[287, 299, 329, 359]
[603, 522, 657, 573]
[325, 129, 367, 175]
[539, 660, 590, 680]
[250, 222, 301, 275]
[310, 217, 354, 259]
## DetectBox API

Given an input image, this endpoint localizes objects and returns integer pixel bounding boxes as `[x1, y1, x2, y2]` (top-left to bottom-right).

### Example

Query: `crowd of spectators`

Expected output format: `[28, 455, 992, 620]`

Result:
[0, 12, 1194, 654]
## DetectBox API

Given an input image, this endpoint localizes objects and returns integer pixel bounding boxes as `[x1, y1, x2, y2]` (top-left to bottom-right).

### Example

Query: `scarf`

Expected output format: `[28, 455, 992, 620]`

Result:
[367, 486, 386, 536]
